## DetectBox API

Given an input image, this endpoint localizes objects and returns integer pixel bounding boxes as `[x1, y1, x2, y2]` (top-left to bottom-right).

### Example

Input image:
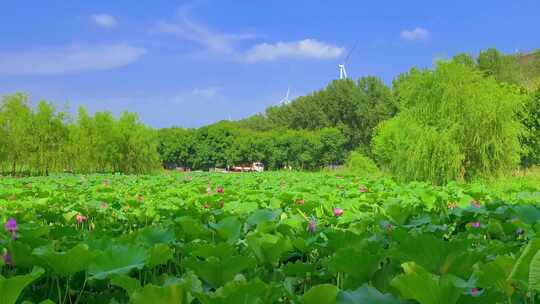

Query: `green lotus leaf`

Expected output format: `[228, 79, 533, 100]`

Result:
[182, 254, 255, 288]
[9, 241, 35, 268]
[89, 245, 148, 280]
[130, 283, 184, 304]
[475, 255, 514, 296]
[32, 243, 96, 276]
[0, 267, 44, 304]
[528, 249, 540, 292]
[324, 247, 382, 289]
[509, 238, 540, 286]
[110, 274, 141, 297]
[196, 278, 270, 304]
[137, 227, 175, 246]
[336, 284, 404, 304]
[302, 284, 338, 304]
[148, 244, 174, 268]
[246, 209, 279, 226]
[513, 205, 540, 225]
[390, 262, 464, 304]
[208, 216, 242, 243]
[188, 243, 236, 260]
[176, 216, 209, 239]
[282, 261, 317, 277]
[392, 232, 470, 275]
[246, 231, 292, 265]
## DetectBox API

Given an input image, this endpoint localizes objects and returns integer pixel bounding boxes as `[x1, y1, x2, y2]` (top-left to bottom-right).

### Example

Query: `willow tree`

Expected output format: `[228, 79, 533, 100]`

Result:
[0, 93, 33, 174]
[31, 101, 68, 175]
[373, 61, 526, 184]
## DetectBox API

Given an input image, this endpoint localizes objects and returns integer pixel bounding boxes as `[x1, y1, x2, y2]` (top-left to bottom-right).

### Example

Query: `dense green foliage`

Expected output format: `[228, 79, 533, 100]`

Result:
[477, 48, 522, 85]
[157, 75, 398, 171]
[520, 89, 540, 167]
[453, 48, 540, 88]
[264, 76, 398, 153]
[341, 151, 380, 176]
[373, 62, 525, 184]
[158, 123, 346, 170]
[0, 93, 159, 175]
[0, 172, 539, 303]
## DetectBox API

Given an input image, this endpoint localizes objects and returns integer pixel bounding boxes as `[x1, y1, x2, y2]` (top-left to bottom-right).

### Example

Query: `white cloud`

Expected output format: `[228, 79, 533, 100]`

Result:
[243, 39, 344, 63]
[154, 18, 255, 54]
[153, 7, 342, 63]
[191, 87, 220, 99]
[401, 27, 429, 41]
[171, 86, 223, 105]
[91, 14, 118, 28]
[0, 44, 146, 75]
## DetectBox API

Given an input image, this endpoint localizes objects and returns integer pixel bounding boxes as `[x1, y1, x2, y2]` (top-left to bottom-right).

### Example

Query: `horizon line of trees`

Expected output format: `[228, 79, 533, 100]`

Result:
[0, 93, 159, 175]
[158, 124, 346, 171]
[1, 47, 539, 183]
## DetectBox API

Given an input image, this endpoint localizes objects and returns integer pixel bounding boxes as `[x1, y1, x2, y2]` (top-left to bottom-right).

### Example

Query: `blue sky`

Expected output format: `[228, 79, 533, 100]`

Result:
[1, 0, 539, 128]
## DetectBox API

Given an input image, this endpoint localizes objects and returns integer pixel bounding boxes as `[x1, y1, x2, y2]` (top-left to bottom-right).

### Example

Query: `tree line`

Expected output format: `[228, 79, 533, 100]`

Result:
[158, 124, 346, 171]
[0, 93, 159, 175]
[225, 48, 539, 183]
[1, 47, 539, 182]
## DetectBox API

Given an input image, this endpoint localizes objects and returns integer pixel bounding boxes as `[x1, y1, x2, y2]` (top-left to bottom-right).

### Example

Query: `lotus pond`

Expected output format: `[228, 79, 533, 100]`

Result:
[0, 172, 539, 304]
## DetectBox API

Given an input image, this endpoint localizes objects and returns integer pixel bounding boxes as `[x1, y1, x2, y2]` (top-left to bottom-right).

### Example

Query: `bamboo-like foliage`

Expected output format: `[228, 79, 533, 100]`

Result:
[373, 62, 526, 184]
[0, 93, 160, 175]
[520, 85, 540, 167]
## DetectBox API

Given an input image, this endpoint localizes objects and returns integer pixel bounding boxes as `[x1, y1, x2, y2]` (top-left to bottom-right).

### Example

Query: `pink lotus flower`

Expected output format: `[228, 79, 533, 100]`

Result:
[471, 221, 481, 228]
[4, 218, 17, 233]
[307, 219, 317, 233]
[471, 287, 479, 296]
[3, 252, 12, 266]
[216, 186, 224, 194]
[333, 208, 343, 218]
[359, 186, 368, 193]
[76, 214, 88, 224]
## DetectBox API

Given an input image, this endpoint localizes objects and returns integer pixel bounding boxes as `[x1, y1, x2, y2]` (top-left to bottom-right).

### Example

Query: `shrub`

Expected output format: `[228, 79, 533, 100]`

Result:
[343, 150, 380, 175]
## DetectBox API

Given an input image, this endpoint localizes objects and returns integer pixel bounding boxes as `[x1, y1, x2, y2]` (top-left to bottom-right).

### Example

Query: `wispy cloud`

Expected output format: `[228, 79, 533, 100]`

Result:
[0, 44, 146, 75]
[153, 11, 256, 54]
[401, 27, 429, 41]
[191, 87, 221, 99]
[91, 14, 118, 29]
[171, 86, 224, 104]
[243, 39, 344, 63]
[153, 5, 344, 64]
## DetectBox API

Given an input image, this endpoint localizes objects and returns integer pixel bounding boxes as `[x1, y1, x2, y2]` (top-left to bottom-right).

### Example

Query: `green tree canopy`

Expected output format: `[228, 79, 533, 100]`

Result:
[477, 48, 521, 84]
[373, 61, 526, 184]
